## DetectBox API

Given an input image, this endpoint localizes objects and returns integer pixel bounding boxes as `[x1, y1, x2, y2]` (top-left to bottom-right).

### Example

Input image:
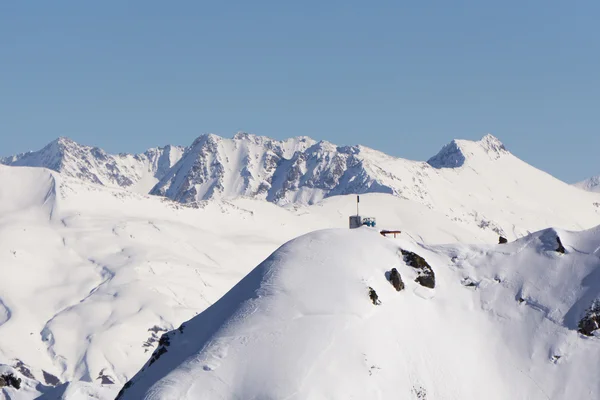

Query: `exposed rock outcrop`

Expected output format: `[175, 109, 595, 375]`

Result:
[0, 373, 21, 390]
[578, 300, 600, 336]
[556, 237, 566, 254]
[400, 249, 436, 289]
[368, 287, 381, 305]
[388, 268, 405, 291]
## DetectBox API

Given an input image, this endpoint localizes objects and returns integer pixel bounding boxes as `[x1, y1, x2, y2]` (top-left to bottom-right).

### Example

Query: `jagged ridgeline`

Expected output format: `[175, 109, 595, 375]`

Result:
[5, 133, 600, 240]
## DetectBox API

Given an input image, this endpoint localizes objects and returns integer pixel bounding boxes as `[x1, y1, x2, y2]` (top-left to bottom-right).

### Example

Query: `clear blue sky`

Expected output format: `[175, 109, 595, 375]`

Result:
[2, 1, 599, 182]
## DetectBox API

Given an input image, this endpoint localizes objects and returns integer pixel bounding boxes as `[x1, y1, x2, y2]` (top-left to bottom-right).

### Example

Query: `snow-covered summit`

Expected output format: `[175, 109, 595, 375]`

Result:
[0, 137, 184, 194]
[149, 132, 321, 203]
[149, 133, 515, 206]
[427, 134, 508, 168]
[118, 227, 600, 400]
[4, 133, 600, 242]
[575, 175, 600, 193]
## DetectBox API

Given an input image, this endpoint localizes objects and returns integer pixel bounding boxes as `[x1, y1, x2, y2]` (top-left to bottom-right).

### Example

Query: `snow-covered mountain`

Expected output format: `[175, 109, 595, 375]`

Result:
[151, 133, 511, 206]
[4, 133, 600, 242]
[150, 132, 317, 203]
[119, 227, 600, 400]
[0, 137, 184, 194]
[3, 133, 600, 399]
[150, 132, 600, 240]
[575, 175, 600, 193]
[2, 163, 498, 399]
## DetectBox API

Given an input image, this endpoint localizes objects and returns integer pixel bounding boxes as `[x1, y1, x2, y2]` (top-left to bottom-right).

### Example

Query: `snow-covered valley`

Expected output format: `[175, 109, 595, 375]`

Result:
[2, 134, 600, 399]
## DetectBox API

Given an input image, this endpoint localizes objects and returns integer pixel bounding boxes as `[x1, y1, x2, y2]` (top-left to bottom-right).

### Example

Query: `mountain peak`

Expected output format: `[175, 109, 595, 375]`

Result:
[428, 134, 508, 169]
[233, 131, 257, 141]
[2, 137, 184, 192]
[190, 133, 222, 148]
[574, 175, 600, 193]
[53, 136, 77, 146]
[479, 133, 507, 154]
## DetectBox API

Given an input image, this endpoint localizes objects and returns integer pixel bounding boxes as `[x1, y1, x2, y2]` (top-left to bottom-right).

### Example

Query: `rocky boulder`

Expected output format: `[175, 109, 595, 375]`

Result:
[400, 249, 435, 289]
[368, 287, 381, 305]
[0, 373, 21, 390]
[578, 300, 600, 336]
[556, 237, 566, 254]
[388, 268, 405, 291]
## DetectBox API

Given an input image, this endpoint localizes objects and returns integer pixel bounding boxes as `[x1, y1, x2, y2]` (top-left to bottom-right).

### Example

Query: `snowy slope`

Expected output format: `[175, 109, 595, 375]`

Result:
[153, 132, 600, 240]
[119, 228, 600, 400]
[575, 175, 600, 193]
[0, 164, 496, 399]
[3, 131, 600, 399]
[0, 137, 184, 194]
[5, 133, 600, 243]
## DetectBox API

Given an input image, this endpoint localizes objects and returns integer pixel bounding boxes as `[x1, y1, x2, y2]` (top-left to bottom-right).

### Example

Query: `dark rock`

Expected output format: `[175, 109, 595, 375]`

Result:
[578, 300, 600, 336]
[115, 381, 132, 399]
[43, 370, 60, 386]
[556, 237, 566, 254]
[461, 278, 477, 288]
[368, 287, 381, 305]
[148, 346, 168, 366]
[412, 385, 427, 399]
[158, 334, 171, 347]
[400, 249, 436, 289]
[13, 361, 34, 380]
[0, 373, 21, 390]
[499, 236, 508, 244]
[142, 326, 168, 352]
[387, 268, 405, 291]
[147, 334, 171, 367]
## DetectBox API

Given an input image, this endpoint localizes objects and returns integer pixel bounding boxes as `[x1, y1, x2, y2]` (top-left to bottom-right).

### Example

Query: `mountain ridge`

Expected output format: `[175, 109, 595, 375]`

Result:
[575, 175, 600, 193]
[3, 133, 600, 243]
[1, 132, 513, 205]
[0, 137, 185, 194]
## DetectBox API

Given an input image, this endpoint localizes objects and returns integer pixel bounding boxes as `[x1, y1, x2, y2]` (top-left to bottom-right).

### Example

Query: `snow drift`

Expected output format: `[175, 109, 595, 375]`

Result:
[119, 228, 600, 400]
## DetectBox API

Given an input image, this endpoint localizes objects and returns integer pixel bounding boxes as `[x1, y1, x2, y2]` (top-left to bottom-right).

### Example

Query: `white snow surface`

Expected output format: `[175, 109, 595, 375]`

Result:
[2, 132, 600, 398]
[119, 228, 600, 400]
[6, 133, 600, 243]
[0, 163, 496, 399]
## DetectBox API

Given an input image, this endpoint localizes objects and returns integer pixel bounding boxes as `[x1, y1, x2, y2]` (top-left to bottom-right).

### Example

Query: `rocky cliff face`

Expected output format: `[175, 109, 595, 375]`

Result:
[1, 137, 184, 193]
[150, 133, 404, 205]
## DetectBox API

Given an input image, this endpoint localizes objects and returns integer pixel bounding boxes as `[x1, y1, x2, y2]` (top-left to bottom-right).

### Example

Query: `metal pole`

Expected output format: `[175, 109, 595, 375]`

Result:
[357, 195, 359, 216]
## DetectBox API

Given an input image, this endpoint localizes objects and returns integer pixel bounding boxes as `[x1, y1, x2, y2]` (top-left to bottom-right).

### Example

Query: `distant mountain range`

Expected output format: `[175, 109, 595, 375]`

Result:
[3, 133, 600, 239]
[3, 133, 600, 399]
